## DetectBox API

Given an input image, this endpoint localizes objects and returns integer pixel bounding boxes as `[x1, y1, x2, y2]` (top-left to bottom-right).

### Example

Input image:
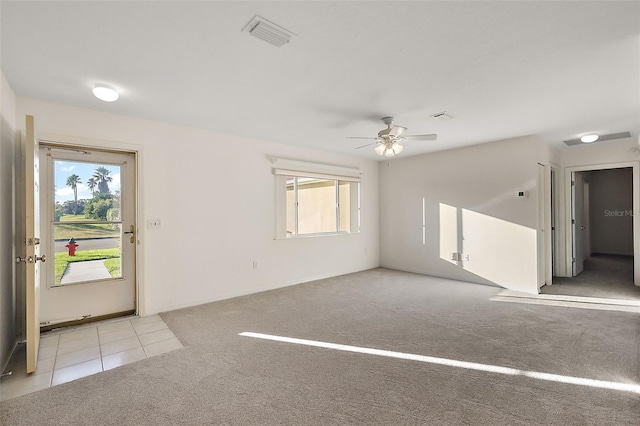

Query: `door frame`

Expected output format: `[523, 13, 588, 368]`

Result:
[550, 163, 559, 279]
[536, 162, 554, 290]
[571, 171, 587, 276]
[536, 163, 546, 289]
[564, 161, 640, 286]
[37, 132, 146, 317]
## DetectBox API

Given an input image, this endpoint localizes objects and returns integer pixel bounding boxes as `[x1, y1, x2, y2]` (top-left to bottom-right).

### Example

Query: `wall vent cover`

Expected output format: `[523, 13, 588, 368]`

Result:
[563, 131, 631, 146]
[243, 16, 294, 47]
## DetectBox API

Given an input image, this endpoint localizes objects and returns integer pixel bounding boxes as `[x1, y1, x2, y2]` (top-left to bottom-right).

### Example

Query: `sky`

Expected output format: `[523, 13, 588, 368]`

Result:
[54, 160, 121, 203]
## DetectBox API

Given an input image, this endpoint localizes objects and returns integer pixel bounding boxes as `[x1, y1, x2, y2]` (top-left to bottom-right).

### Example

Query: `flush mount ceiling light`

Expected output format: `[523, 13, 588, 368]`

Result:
[580, 134, 599, 143]
[92, 85, 119, 102]
[564, 131, 631, 146]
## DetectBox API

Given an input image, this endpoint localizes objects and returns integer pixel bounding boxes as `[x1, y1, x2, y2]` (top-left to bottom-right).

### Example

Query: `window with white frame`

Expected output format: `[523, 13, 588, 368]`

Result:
[273, 159, 360, 238]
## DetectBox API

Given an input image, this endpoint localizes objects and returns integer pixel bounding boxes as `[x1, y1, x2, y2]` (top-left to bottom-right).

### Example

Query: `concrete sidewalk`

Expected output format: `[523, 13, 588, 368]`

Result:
[60, 259, 111, 284]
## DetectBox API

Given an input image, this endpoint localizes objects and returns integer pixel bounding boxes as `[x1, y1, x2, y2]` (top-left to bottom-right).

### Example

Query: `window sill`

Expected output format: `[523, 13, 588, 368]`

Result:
[275, 231, 360, 240]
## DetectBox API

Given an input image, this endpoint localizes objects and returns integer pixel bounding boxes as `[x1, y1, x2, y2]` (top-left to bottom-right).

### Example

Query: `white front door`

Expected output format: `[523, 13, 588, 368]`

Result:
[21, 116, 42, 373]
[39, 145, 136, 324]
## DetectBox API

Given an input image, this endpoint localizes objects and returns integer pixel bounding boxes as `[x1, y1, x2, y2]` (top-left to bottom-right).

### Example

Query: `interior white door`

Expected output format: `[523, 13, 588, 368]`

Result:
[550, 168, 557, 277]
[572, 172, 586, 276]
[39, 146, 136, 324]
[22, 115, 42, 373]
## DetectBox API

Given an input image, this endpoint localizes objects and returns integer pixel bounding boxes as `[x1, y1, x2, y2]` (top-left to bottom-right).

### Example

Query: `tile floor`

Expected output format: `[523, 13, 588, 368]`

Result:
[0, 315, 182, 402]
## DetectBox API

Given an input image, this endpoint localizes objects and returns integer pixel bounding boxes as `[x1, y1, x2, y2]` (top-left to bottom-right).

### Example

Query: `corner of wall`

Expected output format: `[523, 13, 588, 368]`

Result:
[0, 71, 18, 370]
[379, 135, 542, 294]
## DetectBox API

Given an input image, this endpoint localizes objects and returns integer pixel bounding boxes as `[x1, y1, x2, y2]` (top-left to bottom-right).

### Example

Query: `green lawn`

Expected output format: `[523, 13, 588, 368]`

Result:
[103, 258, 121, 276]
[55, 215, 119, 240]
[60, 215, 97, 222]
[54, 248, 121, 285]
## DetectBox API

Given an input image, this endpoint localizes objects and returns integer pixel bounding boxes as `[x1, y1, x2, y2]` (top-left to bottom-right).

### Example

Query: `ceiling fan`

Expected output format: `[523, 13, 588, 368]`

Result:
[347, 117, 437, 157]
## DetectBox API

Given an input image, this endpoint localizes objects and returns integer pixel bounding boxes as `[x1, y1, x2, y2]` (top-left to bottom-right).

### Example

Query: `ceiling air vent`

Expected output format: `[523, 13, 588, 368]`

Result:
[563, 131, 631, 146]
[430, 112, 454, 121]
[243, 16, 294, 48]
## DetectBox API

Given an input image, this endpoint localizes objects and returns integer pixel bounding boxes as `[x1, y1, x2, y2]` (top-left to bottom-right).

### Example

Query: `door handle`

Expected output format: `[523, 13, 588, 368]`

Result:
[18, 254, 47, 263]
[123, 225, 135, 243]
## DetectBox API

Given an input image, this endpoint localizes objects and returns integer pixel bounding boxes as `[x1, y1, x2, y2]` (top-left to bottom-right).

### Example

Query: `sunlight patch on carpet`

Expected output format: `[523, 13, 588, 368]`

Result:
[239, 331, 640, 395]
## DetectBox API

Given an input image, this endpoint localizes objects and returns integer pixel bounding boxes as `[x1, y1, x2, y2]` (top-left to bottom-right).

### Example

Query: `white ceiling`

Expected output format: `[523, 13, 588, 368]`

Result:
[2, 1, 639, 160]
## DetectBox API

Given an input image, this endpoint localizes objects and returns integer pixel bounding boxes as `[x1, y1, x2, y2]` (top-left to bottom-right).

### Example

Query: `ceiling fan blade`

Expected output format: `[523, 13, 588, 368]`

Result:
[389, 126, 407, 137]
[346, 136, 377, 140]
[355, 142, 378, 149]
[403, 134, 437, 141]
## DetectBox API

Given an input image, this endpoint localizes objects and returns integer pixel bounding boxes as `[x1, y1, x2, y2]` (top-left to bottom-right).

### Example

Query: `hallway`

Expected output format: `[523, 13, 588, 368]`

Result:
[545, 254, 639, 301]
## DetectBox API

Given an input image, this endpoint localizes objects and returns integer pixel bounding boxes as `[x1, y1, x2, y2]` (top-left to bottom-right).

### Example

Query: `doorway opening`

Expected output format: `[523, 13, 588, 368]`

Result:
[546, 164, 639, 300]
[39, 144, 138, 328]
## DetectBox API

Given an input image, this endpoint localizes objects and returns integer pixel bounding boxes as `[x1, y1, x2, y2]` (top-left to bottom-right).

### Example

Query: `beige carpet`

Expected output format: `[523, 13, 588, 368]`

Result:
[544, 254, 639, 300]
[2, 268, 639, 424]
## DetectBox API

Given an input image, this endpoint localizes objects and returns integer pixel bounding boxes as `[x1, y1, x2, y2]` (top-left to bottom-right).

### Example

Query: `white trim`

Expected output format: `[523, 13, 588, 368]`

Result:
[274, 166, 361, 239]
[273, 169, 361, 183]
[36, 132, 146, 315]
[275, 231, 356, 240]
[544, 164, 553, 286]
[564, 161, 639, 286]
[549, 163, 560, 280]
[271, 158, 361, 180]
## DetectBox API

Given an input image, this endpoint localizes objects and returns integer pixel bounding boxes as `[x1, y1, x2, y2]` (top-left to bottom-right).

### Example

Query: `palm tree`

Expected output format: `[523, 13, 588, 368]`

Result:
[65, 174, 81, 214]
[86, 177, 97, 195]
[93, 166, 113, 194]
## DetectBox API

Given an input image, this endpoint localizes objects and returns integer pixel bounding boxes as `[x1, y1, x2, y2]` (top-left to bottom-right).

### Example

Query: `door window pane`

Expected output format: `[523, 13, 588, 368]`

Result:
[53, 160, 122, 286]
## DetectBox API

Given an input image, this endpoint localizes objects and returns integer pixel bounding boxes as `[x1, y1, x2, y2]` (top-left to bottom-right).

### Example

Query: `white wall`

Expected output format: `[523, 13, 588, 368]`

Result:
[379, 135, 545, 294]
[16, 98, 380, 315]
[0, 71, 17, 369]
[560, 138, 639, 168]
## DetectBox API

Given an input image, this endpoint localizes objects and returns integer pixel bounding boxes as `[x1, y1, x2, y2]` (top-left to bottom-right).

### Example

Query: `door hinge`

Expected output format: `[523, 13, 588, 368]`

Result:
[572, 258, 576, 263]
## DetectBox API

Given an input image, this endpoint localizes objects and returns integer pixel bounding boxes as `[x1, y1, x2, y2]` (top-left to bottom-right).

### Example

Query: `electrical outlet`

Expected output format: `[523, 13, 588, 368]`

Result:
[147, 218, 162, 229]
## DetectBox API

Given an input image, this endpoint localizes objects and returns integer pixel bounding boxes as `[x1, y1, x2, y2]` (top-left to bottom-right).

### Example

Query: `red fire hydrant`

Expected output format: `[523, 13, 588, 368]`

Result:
[66, 238, 79, 256]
